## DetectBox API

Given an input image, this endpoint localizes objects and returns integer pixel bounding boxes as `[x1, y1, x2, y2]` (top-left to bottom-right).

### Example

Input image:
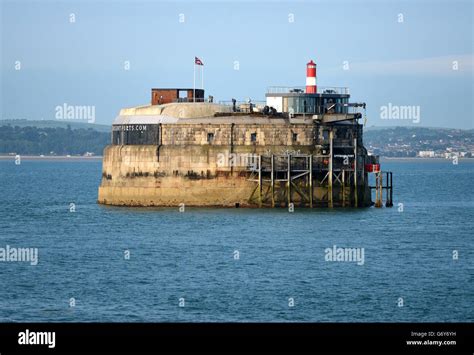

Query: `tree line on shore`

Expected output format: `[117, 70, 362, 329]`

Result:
[0, 124, 471, 157]
[0, 125, 109, 155]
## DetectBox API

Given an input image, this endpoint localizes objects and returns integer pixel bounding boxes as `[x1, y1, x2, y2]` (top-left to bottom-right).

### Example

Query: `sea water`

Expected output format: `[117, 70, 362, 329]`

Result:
[0, 159, 472, 322]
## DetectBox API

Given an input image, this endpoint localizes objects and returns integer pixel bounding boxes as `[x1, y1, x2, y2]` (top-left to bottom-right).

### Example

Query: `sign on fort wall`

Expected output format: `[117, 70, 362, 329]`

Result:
[112, 124, 159, 145]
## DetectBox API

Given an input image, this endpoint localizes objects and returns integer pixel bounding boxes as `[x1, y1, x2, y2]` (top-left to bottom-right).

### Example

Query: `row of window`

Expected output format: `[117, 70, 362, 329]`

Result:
[207, 132, 298, 144]
[285, 97, 349, 114]
[112, 125, 300, 145]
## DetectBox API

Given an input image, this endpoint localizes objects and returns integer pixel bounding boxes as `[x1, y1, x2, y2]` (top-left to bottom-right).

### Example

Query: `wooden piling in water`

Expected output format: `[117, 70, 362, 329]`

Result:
[353, 137, 358, 208]
[287, 154, 291, 207]
[342, 169, 345, 207]
[258, 155, 262, 207]
[386, 171, 393, 207]
[390, 172, 393, 206]
[271, 154, 275, 208]
[309, 155, 313, 208]
[375, 171, 383, 208]
[329, 131, 334, 208]
[245, 149, 391, 209]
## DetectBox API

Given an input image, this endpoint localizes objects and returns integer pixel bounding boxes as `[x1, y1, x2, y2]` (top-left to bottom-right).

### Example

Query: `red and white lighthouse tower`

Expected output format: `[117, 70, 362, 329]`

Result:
[305, 60, 317, 94]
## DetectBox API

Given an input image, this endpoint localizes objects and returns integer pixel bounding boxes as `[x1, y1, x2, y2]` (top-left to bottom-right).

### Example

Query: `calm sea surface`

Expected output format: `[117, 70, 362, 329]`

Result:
[0, 159, 473, 322]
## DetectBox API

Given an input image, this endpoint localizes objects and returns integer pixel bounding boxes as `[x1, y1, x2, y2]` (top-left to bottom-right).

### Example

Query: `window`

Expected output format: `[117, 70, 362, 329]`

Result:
[292, 133, 298, 143]
[250, 133, 257, 143]
[207, 133, 214, 143]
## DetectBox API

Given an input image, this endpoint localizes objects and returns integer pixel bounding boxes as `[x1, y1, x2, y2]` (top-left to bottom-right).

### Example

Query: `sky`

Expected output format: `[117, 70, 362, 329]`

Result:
[1, 0, 473, 128]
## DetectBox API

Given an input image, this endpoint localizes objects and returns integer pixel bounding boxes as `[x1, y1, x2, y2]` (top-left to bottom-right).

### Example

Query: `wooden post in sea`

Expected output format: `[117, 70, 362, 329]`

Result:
[309, 155, 313, 208]
[379, 172, 383, 207]
[375, 171, 383, 208]
[374, 171, 379, 207]
[387, 172, 393, 207]
[384, 171, 392, 207]
[328, 130, 334, 208]
[287, 154, 291, 207]
[271, 154, 275, 208]
[258, 155, 262, 207]
[353, 137, 358, 208]
[342, 169, 345, 207]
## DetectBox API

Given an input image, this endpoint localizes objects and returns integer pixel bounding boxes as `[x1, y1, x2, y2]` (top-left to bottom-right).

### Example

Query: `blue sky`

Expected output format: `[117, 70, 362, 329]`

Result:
[1, 0, 473, 128]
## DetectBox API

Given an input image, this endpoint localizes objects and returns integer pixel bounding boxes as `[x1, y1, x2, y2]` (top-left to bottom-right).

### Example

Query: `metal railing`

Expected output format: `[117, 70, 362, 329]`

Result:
[217, 100, 267, 113]
[218, 100, 266, 107]
[267, 86, 306, 94]
[172, 98, 268, 109]
[173, 98, 209, 103]
[267, 86, 350, 95]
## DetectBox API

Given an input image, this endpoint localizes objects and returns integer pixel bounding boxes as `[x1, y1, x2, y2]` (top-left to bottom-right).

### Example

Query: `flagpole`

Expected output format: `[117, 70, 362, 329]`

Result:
[193, 61, 196, 103]
[201, 64, 204, 91]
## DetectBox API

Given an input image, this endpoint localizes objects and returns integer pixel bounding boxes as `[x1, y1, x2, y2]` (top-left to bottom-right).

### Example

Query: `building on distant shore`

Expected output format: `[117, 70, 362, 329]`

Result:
[418, 150, 435, 158]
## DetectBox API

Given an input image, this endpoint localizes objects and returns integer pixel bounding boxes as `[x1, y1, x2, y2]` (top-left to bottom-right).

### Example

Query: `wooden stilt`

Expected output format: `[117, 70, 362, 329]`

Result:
[354, 137, 358, 208]
[309, 155, 313, 208]
[342, 169, 345, 207]
[328, 131, 333, 208]
[271, 154, 275, 208]
[287, 154, 291, 207]
[258, 155, 262, 207]
[245, 151, 391, 209]
[375, 171, 383, 208]
[388, 172, 393, 207]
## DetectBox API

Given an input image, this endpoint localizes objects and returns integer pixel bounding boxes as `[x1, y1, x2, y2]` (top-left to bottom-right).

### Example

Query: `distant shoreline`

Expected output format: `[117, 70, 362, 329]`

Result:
[0, 155, 472, 162]
[0, 155, 102, 161]
[380, 157, 473, 162]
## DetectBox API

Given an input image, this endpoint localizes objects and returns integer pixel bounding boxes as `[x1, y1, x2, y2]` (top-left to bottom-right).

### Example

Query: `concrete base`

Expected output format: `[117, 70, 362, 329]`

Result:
[97, 145, 372, 208]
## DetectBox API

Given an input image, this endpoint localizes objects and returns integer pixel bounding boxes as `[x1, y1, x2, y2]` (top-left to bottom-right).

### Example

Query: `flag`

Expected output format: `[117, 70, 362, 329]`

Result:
[195, 57, 204, 66]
